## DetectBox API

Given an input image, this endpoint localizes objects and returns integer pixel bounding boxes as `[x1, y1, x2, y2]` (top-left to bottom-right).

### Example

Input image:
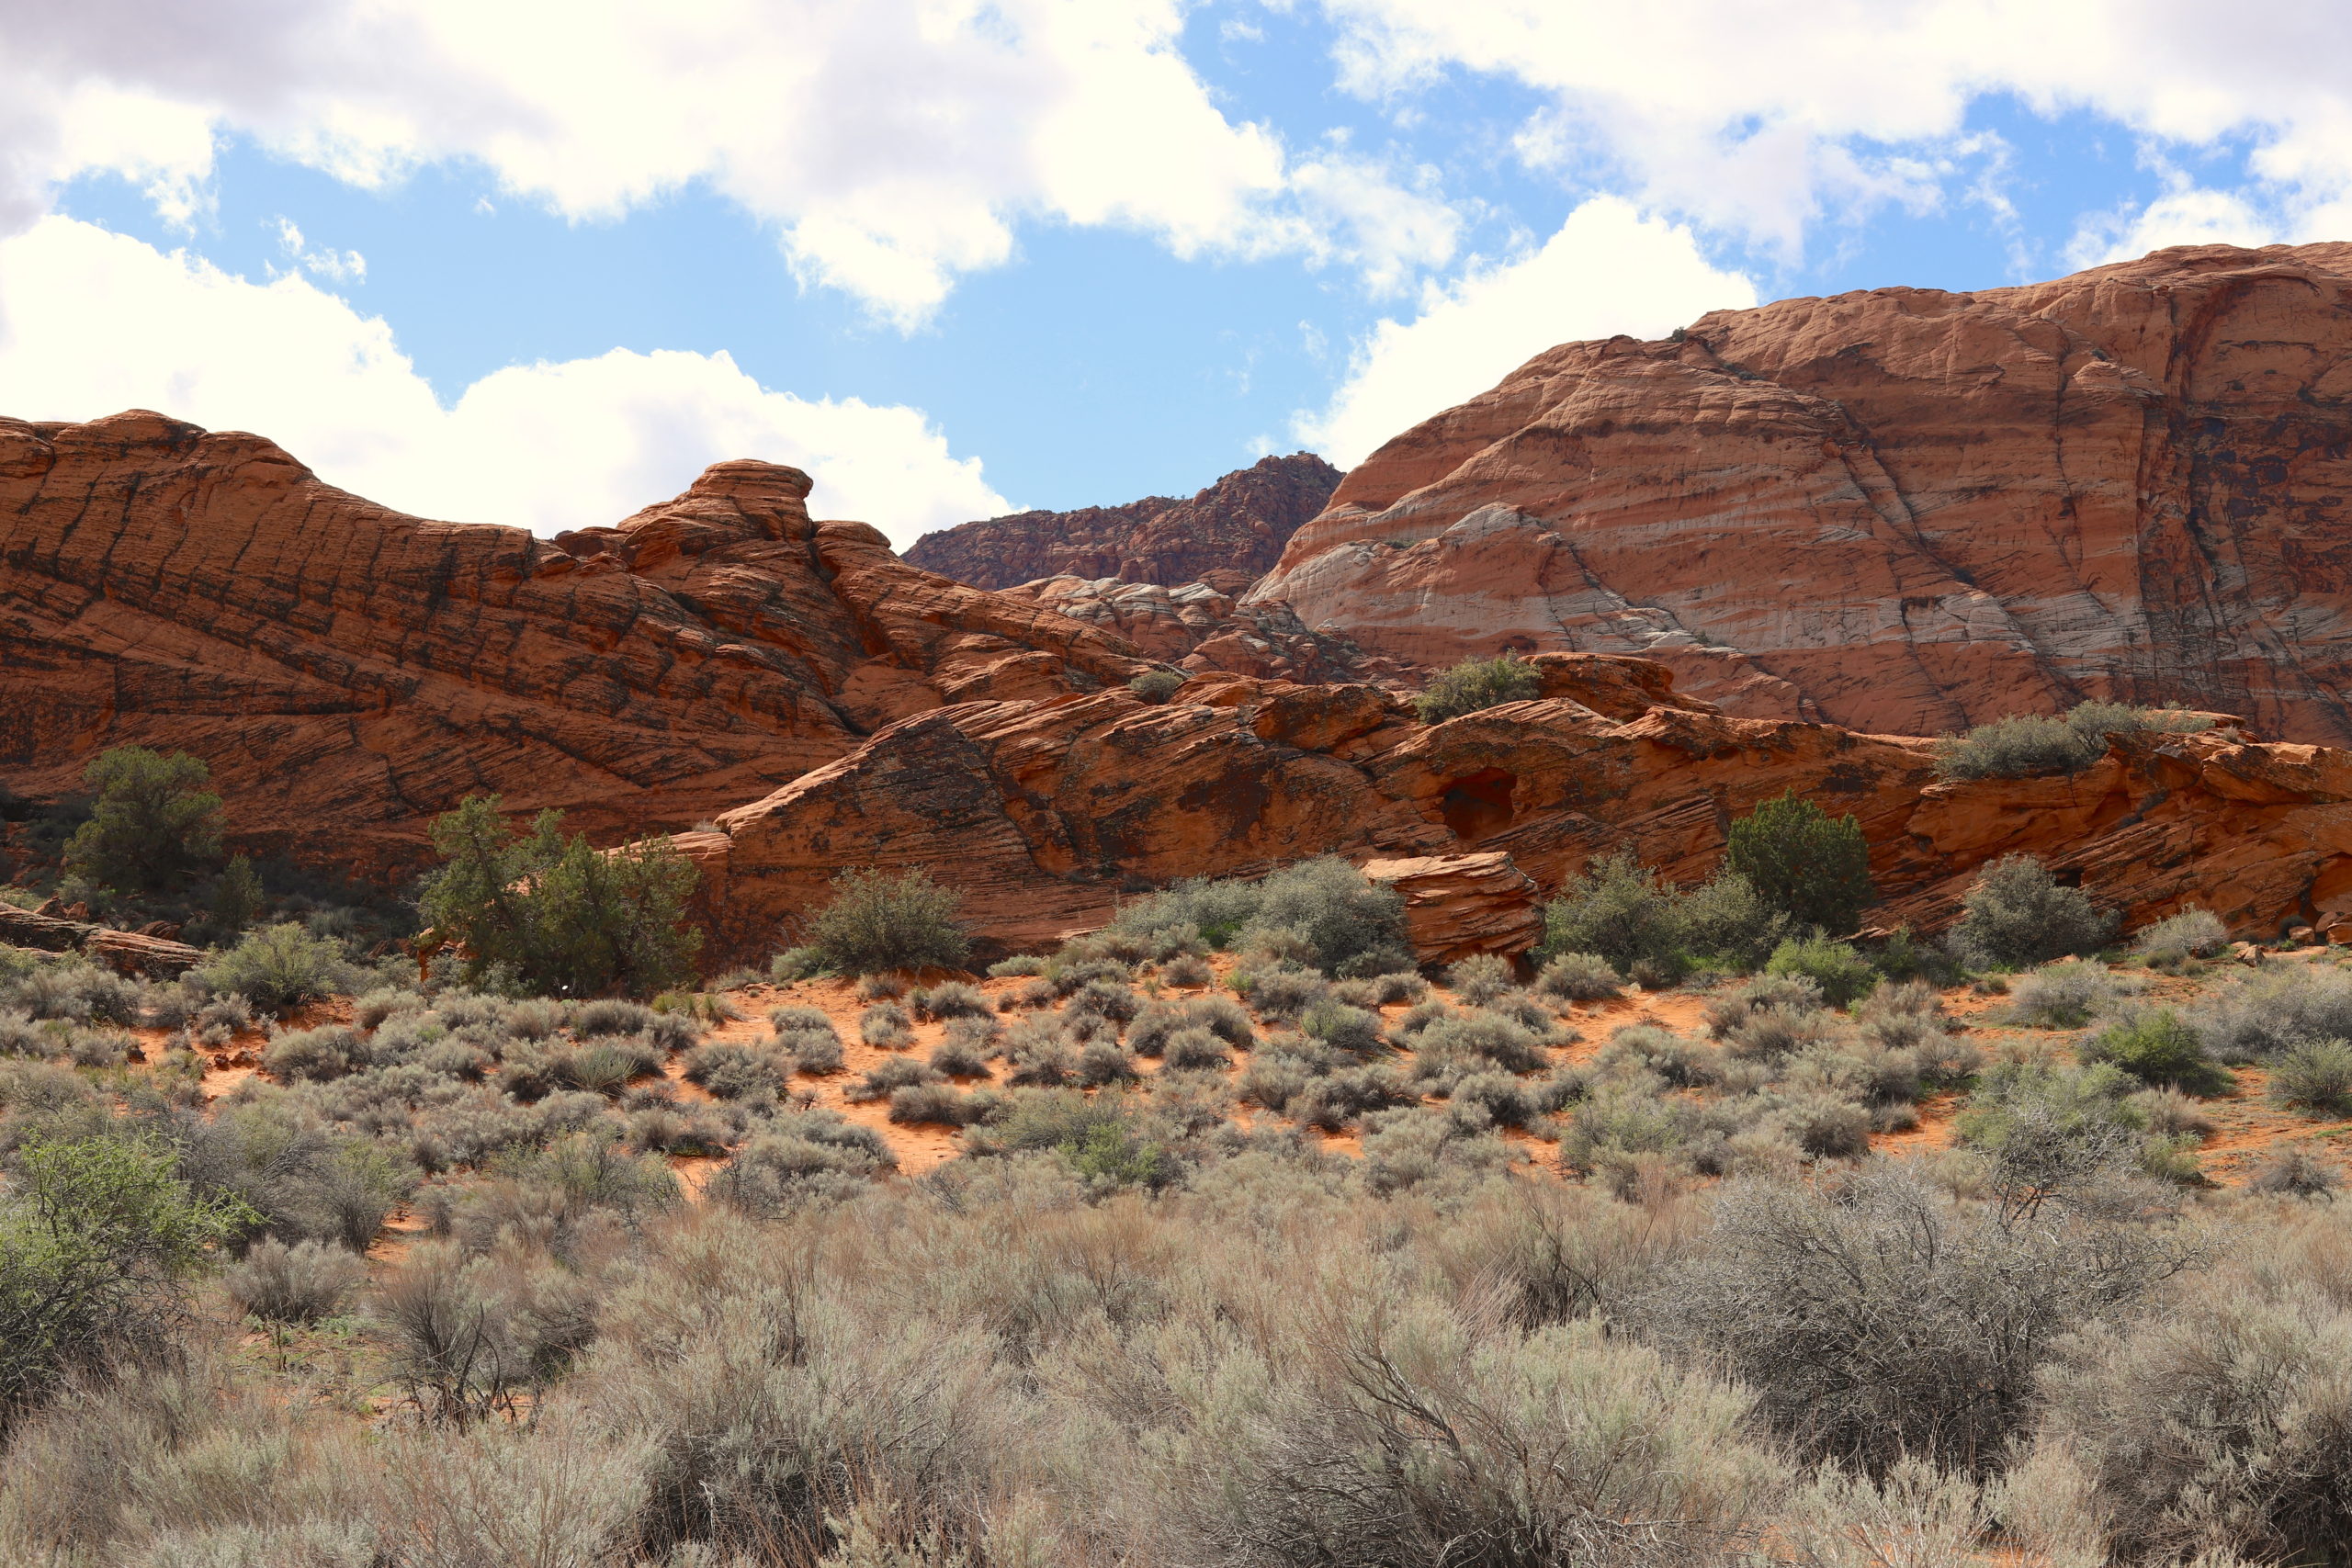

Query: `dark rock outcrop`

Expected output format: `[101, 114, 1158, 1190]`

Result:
[905, 452, 1341, 592]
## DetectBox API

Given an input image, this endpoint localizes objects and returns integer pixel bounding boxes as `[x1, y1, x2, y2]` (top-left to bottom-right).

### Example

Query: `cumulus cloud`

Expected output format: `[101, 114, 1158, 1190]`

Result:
[1296, 197, 1756, 467]
[0, 217, 1005, 546]
[1320, 0, 2352, 259]
[0, 0, 1458, 325]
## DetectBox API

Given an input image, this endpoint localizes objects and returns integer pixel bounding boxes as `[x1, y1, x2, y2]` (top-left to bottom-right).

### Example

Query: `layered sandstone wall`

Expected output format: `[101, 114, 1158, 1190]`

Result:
[1250, 243, 2352, 745]
[905, 452, 1340, 592]
[0, 412, 1148, 872]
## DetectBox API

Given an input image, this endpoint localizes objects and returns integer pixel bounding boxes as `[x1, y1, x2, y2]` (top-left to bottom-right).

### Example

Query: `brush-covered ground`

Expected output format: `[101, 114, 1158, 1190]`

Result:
[6, 898, 2352, 1565]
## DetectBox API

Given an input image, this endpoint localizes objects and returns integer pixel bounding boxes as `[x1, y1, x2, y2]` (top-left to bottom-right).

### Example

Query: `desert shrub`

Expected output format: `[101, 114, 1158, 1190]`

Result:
[1533, 852, 1685, 979]
[62, 747, 224, 893]
[2008, 959, 2118, 1027]
[2268, 1037, 2352, 1117]
[1003, 1040, 1076, 1087]
[1722, 1004, 1833, 1062]
[2246, 1147, 2344, 1198]
[1771, 1093, 1872, 1159]
[0, 1132, 254, 1432]
[1533, 952, 1621, 1002]
[1704, 974, 1824, 1036]
[1594, 1025, 1722, 1089]
[4, 959, 141, 1026]
[2084, 1008, 2233, 1094]
[851, 1057, 938, 1100]
[707, 1113, 895, 1213]
[221, 1236, 365, 1325]
[928, 1035, 992, 1077]
[262, 1023, 368, 1083]
[1414, 650, 1541, 722]
[192, 923, 357, 1017]
[1950, 854, 2116, 966]
[769, 945, 827, 981]
[805, 865, 970, 975]
[1636, 1165, 2191, 1476]
[1109, 857, 1408, 976]
[888, 1082, 980, 1125]
[858, 1001, 913, 1049]
[419, 794, 701, 998]
[1066, 978, 1143, 1027]
[1416, 1010, 1548, 1075]
[2195, 964, 2352, 1062]
[1300, 999, 1384, 1055]
[1934, 713, 2104, 781]
[1291, 1066, 1416, 1131]
[2133, 905, 2230, 966]
[1126, 668, 1185, 703]
[2036, 1241, 2352, 1563]
[1159, 953, 1213, 987]
[1869, 924, 1964, 986]
[1074, 1041, 1139, 1086]
[786, 1032, 844, 1077]
[1763, 935, 1877, 1007]
[2125, 1085, 2216, 1139]
[1956, 1061, 2188, 1206]
[556, 1039, 662, 1097]
[1160, 1027, 1232, 1072]
[1246, 966, 1330, 1020]
[910, 981, 990, 1021]
[1725, 789, 1876, 934]
[1445, 953, 1513, 1006]
[987, 953, 1044, 978]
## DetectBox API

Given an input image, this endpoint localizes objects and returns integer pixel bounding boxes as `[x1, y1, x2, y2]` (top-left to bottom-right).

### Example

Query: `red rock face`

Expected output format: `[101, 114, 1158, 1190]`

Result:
[668, 652, 2352, 965]
[0, 412, 1148, 873]
[1252, 243, 2352, 745]
[992, 575, 1413, 686]
[904, 452, 1341, 591]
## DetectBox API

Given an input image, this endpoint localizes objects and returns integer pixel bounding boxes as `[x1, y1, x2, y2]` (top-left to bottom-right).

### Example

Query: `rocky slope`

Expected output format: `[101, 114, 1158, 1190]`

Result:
[1251, 243, 2352, 746]
[905, 452, 1340, 592]
[0, 412, 1148, 872]
[670, 652, 2352, 964]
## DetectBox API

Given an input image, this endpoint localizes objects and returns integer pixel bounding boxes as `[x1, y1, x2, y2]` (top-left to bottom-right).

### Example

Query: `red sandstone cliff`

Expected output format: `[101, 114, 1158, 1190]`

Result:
[1250, 243, 2352, 746]
[905, 452, 1340, 592]
[0, 412, 1148, 872]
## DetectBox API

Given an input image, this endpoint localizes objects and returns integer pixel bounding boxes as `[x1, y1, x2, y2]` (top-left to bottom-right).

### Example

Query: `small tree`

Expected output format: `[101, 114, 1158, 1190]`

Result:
[1725, 789, 1876, 934]
[1414, 652, 1542, 724]
[210, 852, 265, 931]
[0, 1133, 254, 1432]
[419, 795, 702, 998]
[806, 866, 970, 976]
[62, 747, 223, 893]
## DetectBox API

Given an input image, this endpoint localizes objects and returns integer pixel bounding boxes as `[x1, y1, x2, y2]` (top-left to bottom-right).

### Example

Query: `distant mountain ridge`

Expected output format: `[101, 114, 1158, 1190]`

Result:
[904, 452, 1341, 592]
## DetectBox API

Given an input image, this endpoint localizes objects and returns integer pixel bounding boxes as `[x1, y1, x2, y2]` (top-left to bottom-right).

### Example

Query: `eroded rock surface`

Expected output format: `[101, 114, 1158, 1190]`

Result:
[668, 653, 2352, 964]
[905, 452, 1340, 592]
[1251, 243, 2352, 745]
[0, 412, 1148, 872]
[995, 575, 1409, 686]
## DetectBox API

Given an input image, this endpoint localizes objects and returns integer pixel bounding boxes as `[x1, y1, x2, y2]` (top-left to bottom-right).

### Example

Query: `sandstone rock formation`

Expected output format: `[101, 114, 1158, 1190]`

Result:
[905, 452, 1340, 592]
[1252, 243, 2352, 746]
[0, 903, 203, 976]
[994, 575, 1408, 686]
[667, 651, 2352, 966]
[0, 412, 1148, 873]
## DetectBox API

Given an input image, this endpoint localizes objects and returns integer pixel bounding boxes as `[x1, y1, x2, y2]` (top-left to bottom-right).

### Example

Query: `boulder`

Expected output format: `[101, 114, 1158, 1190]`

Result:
[1357, 852, 1543, 965]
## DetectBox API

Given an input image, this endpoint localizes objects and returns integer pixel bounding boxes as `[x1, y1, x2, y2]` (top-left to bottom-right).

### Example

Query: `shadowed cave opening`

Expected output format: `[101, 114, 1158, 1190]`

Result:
[1440, 768, 1517, 841]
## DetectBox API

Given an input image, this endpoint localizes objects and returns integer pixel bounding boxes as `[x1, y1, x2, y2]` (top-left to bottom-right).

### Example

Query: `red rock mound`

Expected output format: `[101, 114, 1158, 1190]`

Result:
[1252, 243, 2352, 746]
[671, 653, 2352, 964]
[0, 412, 1148, 873]
[905, 452, 1340, 592]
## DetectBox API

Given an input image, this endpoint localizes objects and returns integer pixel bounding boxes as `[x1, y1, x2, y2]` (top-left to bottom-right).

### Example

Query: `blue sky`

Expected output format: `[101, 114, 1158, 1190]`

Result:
[0, 2, 2335, 546]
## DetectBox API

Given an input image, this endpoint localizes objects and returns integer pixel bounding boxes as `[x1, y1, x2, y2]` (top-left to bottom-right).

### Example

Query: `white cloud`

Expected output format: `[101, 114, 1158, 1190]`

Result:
[271, 217, 365, 283]
[0, 0, 1458, 326]
[1320, 0, 2352, 260]
[0, 217, 1006, 547]
[1296, 197, 1756, 467]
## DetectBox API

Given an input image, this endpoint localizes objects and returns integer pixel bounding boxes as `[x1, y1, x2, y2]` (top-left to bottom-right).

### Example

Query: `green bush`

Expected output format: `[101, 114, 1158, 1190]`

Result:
[1724, 790, 1876, 935]
[805, 866, 970, 976]
[420, 795, 702, 998]
[62, 747, 224, 893]
[1534, 854, 1784, 980]
[1126, 669, 1186, 703]
[1764, 936, 1879, 1008]
[194, 923, 357, 1016]
[2132, 907, 2230, 966]
[1107, 857, 1408, 976]
[0, 1133, 254, 1431]
[2267, 1038, 2352, 1117]
[2084, 1009, 2233, 1094]
[1934, 702, 2214, 783]
[1950, 854, 2116, 967]
[1413, 651, 1541, 724]
[209, 852, 266, 932]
